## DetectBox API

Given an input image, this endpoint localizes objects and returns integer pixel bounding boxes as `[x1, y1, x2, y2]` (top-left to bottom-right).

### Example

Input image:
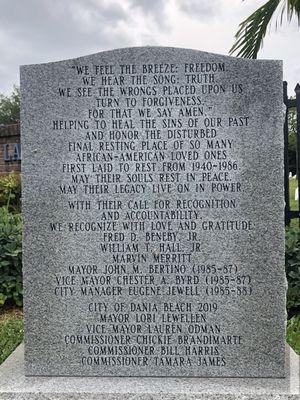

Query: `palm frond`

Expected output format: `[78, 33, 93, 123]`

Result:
[230, 0, 300, 59]
[287, 0, 300, 22]
[230, 0, 281, 59]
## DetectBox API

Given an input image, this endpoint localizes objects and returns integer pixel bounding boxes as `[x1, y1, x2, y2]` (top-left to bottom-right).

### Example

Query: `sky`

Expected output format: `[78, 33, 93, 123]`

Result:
[0, 0, 299, 96]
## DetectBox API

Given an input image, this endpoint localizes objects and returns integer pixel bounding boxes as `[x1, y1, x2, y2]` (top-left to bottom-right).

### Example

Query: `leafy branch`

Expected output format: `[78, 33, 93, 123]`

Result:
[230, 0, 300, 59]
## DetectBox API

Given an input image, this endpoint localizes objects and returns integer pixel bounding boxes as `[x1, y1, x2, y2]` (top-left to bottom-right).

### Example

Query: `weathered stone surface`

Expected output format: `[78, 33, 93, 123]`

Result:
[21, 47, 285, 377]
[0, 344, 299, 399]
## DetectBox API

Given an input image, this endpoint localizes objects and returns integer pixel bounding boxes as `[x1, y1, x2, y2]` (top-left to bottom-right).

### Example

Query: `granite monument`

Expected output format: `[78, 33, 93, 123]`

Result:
[21, 47, 285, 377]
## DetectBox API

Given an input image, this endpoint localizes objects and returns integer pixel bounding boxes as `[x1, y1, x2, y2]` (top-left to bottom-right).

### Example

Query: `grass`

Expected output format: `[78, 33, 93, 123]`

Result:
[287, 315, 300, 355]
[0, 306, 23, 365]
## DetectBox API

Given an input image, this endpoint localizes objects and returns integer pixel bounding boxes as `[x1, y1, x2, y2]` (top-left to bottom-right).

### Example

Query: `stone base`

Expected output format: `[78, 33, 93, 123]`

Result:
[0, 343, 299, 400]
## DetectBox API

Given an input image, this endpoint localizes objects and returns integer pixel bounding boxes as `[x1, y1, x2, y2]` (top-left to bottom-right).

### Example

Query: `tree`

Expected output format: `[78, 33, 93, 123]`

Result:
[230, 0, 300, 58]
[0, 86, 20, 125]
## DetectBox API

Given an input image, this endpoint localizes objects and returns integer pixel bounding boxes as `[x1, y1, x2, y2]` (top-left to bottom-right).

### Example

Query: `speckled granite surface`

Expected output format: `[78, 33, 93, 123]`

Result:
[21, 47, 285, 377]
[0, 343, 299, 399]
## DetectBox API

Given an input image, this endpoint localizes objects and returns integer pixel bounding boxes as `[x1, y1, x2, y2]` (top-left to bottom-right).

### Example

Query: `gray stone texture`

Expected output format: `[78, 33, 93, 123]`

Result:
[0, 344, 299, 399]
[21, 47, 285, 377]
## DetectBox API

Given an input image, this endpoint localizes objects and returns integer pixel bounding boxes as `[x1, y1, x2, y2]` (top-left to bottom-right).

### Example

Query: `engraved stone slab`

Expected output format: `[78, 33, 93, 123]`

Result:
[1, 344, 300, 400]
[21, 47, 285, 377]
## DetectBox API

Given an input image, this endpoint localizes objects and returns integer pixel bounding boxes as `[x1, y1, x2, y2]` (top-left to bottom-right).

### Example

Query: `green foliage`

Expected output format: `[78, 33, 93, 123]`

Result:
[230, 0, 300, 58]
[0, 316, 23, 364]
[0, 86, 20, 125]
[285, 226, 300, 311]
[0, 207, 22, 307]
[0, 172, 21, 212]
[286, 315, 300, 355]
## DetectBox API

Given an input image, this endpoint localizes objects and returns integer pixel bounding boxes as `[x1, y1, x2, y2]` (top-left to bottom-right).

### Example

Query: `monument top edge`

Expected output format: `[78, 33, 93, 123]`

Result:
[20, 46, 282, 70]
